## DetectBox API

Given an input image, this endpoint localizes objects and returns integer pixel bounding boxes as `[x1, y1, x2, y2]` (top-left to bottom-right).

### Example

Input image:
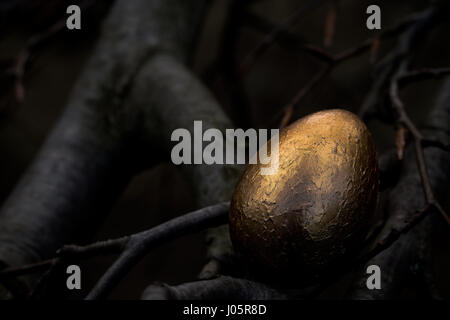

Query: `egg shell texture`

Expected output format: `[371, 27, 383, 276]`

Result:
[229, 109, 379, 279]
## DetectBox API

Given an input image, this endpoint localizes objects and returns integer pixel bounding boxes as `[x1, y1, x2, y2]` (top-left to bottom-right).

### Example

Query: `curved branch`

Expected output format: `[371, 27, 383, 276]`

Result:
[142, 276, 287, 300]
[85, 202, 229, 300]
[0, 203, 230, 298]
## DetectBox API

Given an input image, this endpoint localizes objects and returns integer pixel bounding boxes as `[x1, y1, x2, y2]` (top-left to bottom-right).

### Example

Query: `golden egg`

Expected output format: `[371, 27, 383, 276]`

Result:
[229, 109, 379, 283]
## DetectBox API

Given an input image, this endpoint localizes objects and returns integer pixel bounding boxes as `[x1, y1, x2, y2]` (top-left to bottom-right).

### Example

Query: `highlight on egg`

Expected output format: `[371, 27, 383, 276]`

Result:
[229, 109, 379, 283]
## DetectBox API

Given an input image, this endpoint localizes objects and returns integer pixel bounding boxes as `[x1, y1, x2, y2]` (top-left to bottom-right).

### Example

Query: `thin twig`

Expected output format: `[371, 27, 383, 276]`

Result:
[277, 8, 430, 127]
[144, 204, 434, 300]
[241, 10, 307, 49]
[28, 258, 62, 300]
[240, 0, 327, 73]
[0, 202, 230, 299]
[279, 65, 331, 128]
[356, 4, 450, 225]
[310, 204, 434, 297]
[390, 68, 450, 225]
[357, 7, 437, 121]
[323, 0, 338, 47]
[242, 11, 335, 63]
[245, 5, 421, 67]
[241, 4, 428, 127]
[422, 137, 450, 152]
[3, 0, 96, 103]
[399, 67, 450, 86]
[0, 259, 55, 279]
[85, 202, 230, 300]
[357, 205, 432, 264]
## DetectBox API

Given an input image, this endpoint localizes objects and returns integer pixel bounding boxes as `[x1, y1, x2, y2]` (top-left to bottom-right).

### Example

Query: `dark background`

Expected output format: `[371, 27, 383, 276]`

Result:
[0, 0, 449, 299]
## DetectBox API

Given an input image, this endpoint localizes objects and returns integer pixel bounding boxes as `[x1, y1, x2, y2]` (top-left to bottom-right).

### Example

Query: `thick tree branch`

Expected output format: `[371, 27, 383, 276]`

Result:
[0, 0, 242, 297]
[142, 276, 287, 300]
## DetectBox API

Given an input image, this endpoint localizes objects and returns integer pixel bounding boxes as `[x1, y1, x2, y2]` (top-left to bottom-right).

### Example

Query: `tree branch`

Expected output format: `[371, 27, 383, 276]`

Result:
[142, 276, 287, 300]
[358, 7, 438, 122]
[0, 0, 242, 298]
[84, 202, 229, 300]
[240, 0, 327, 74]
[398, 67, 450, 87]
[0, 202, 230, 299]
[348, 77, 450, 299]
[276, 7, 430, 127]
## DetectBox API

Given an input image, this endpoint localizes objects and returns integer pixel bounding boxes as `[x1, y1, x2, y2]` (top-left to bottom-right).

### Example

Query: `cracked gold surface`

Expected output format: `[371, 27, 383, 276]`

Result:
[229, 109, 379, 282]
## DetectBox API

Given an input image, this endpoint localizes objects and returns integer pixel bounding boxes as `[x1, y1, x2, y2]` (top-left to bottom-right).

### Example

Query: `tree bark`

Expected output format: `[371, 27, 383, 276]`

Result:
[348, 79, 450, 299]
[142, 276, 287, 300]
[0, 0, 240, 288]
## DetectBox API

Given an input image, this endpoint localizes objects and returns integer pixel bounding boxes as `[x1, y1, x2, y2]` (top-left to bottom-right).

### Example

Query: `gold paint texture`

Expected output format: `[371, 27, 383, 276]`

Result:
[229, 109, 379, 282]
